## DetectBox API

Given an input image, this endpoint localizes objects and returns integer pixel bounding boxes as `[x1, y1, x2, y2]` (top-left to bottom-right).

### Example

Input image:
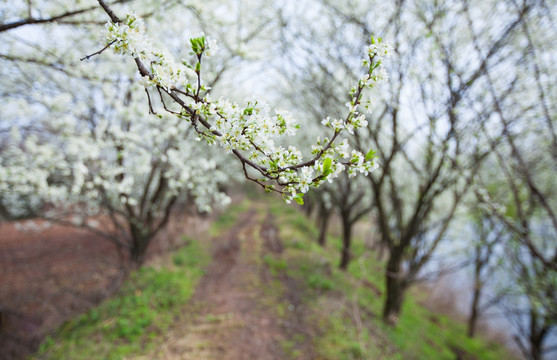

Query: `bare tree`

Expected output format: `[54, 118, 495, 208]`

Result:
[0, 0, 134, 33]
[501, 239, 557, 360]
[273, 0, 550, 327]
[325, 175, 373, 269]
[315, 193, 333, 247]
[462, 1, 557, 357]
[465, 204, 508, 338]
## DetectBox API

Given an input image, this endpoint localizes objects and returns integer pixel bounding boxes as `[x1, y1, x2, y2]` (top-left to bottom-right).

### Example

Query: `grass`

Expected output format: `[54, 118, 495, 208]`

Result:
[33, 238, 210, 360]
[209, 198, 250, 235]
[266, 198, 512, 360]
[263, 254, 288, 276]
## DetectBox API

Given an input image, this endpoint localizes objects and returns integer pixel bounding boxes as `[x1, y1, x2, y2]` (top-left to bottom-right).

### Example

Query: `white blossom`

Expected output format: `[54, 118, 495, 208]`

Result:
[98, 12, 388, 203]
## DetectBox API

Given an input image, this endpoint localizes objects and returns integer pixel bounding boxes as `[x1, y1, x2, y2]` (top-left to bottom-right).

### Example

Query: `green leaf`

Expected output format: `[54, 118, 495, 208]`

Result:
[323, 158, 332, 174]
[293, 193, 304, 205]
[190, 37, 205, 55]
[365, 149, 377, 161]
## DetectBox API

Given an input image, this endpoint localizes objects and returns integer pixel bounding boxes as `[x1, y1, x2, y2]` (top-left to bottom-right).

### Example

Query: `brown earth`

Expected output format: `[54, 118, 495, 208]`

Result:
[0, 213, 211, 360]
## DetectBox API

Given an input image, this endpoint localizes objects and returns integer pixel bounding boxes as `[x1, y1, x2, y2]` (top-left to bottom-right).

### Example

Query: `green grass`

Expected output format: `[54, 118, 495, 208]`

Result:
[267, 197, 512, 360]
[209, 198, 250, 235]
[263, 254, 288, 276]
[33, 239, 209, 360]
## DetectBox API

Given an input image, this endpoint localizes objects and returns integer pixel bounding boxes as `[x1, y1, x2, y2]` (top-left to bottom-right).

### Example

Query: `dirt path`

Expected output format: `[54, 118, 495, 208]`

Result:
[139, 207, 292, 360]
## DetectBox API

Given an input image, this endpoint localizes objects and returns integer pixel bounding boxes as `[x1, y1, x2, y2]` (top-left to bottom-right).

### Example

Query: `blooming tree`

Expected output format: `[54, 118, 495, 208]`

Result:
[1, 82, 231, 264]
[0, 0, 282, 265]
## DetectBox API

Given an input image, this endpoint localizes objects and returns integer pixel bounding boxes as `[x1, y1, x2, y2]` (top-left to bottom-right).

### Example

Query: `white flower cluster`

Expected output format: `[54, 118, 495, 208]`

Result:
[204, 37, 219, 57]
[105, 14, 148, 57]
[106, 14, 197, 91]
[358, 37, 390, 113]
[104, 15, 389, 204]
[367, 40, 389, 59]
[321, 112, 368, 135]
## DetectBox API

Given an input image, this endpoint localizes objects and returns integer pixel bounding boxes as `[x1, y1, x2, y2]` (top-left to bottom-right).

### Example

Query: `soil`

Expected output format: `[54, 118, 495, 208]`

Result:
[0, 213, 210, 360]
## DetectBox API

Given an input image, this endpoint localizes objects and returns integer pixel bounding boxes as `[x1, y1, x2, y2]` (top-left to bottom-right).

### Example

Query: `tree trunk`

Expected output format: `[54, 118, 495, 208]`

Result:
[467, 258, 483, 338]
[130, 237, 149, 266]
[528, 311, 547, 360]
[530, 338, 542, 360]
[339, 214, 352, 270]
[383, 251, 405, 325]
[129, 224, 151, 267]
[317, 203, 331, 247]
[467, 285, 481, 337]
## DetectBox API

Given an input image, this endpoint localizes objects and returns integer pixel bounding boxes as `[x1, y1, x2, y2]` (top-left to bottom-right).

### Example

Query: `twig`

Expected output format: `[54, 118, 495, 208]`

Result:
[80, 40, 117, 61]
[145, 88, 157, 115]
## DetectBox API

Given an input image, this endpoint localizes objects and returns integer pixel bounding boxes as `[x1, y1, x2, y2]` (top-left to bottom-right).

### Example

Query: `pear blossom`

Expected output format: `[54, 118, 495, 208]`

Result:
[95, 5, 388, 203]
